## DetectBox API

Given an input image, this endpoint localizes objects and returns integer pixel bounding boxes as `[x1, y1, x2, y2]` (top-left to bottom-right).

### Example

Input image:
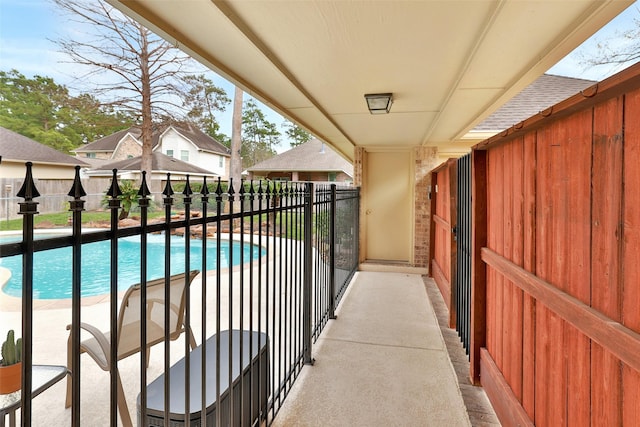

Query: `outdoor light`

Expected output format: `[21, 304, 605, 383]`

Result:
[364, 93, 393, 114]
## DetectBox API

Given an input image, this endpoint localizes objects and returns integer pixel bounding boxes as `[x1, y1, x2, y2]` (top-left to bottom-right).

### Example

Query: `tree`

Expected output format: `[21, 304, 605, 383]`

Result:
[184, 74, 231, 143]
[580, 9, 640, 71]
[282, 119, 312, 147]
[241, 98, 281, 168]
[230, 87, 244, 185]
[53, 0, 195, 178]
[0, 69, 128, 152]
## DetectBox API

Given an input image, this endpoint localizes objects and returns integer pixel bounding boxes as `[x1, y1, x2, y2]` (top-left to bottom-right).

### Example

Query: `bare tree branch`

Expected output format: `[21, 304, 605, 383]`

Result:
[52, 0, 198, 179]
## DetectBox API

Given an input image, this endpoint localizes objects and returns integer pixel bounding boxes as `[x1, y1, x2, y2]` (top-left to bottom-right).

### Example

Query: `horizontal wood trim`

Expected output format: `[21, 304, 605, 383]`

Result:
[482, 247, 640, 373]
[433, 213, 450, 230]
[481, 348, 534, 427]
[431, 259, 451, 311]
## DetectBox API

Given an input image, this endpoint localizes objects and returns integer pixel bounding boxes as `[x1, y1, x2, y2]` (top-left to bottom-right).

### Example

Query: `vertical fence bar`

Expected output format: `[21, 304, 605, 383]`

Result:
[182, 176, 193, 427]
[16, 162, 39, 426]
[214, 178, 223, 427]
[106, 170, 122, 427]
[247, 180, 255, 427]
[227, 178, 235, 426]
[68, 167, 86, 427]
[137, 172, 151, 427]
[303, 182, 314, 365]
[162, 174, 174, 427]
[239, 180, 246, 426]
[199, 177, 209, 427]
[265, 182, 275, 422]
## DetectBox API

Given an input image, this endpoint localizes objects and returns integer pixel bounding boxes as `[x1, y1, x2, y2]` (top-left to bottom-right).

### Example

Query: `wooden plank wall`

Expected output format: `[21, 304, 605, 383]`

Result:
[478, 73, 640, 426]
[431, 160, 456, 326]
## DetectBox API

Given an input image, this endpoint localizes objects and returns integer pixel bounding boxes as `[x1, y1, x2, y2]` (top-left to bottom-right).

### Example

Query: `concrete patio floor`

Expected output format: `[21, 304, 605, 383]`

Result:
[272, 271, 496, 427]
[1, 268, 498, 426]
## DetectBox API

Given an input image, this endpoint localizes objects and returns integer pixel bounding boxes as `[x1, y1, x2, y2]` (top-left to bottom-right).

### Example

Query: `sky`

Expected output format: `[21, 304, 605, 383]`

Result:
[0, 0, 639, 146]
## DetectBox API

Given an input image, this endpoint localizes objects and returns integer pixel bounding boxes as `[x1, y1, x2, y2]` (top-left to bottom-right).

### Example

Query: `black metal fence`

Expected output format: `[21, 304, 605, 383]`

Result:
[0, 163, 359, 426]
[455, 153, 472, 357]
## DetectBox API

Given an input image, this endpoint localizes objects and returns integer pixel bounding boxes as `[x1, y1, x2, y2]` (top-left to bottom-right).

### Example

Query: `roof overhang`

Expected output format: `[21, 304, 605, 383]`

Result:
[106, 0, 632, 161]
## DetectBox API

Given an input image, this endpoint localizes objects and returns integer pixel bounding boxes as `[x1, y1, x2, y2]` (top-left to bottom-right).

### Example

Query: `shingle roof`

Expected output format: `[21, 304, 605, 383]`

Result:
[0, 127, 89, 166]
[74, 122, 230, 156]
[93, 151, 217, 175]
[247, 139, 353, 176]
[473, 74, 596, 132]
[156, 122, 230, 156]
[73, 128, 138, 152]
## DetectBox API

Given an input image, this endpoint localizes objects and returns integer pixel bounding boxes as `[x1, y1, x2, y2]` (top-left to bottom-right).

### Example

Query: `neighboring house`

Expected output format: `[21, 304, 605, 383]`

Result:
[246, 139, 353, 183]
[0, 127, 99, 219]
[0, 126, 88, 179]
[463, 74, 596, 143]
[73, 122, 231, 178]
[85, 151, 218, 181]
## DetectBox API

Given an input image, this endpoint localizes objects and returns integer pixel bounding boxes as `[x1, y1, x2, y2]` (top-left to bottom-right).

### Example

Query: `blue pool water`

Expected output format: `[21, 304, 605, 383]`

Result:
[0, 234, 264, 300]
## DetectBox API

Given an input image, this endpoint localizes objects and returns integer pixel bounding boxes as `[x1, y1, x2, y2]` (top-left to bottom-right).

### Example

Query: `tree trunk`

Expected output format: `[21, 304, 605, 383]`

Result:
[230, 86, 243, 222]
[230, 86, 243, 185]
[139, 27, 153, 184]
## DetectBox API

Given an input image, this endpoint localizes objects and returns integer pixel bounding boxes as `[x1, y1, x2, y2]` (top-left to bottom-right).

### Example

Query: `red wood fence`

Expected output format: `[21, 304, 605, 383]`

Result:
[432, 62, 640, 425]
[430, 159, 457, 328]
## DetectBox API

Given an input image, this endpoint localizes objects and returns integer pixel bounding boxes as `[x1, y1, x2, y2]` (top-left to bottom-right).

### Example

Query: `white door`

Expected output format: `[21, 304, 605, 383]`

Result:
[364, 151, 412, 262]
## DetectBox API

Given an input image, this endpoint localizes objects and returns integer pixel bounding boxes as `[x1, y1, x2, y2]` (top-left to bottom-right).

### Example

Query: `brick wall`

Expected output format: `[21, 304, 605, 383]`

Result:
[413, 147, 439, 269]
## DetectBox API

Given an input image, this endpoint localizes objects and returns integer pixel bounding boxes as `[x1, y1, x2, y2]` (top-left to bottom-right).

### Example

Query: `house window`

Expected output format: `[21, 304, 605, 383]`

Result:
[181, 150, 189, 161]
[86, 153, 96, 159]
[219, 156, 223, 168]
[328, 172, 337, 182]
[166, 149, 174, 158]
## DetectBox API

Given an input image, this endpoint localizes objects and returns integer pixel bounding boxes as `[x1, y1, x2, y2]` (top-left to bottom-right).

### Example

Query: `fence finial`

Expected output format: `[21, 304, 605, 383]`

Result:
[106, 169, 122, 198]
[68, 166, 87, 199]
[215, 177, 223, 197]
[17, 162, 41, 200]
[138, 171, 151, 198]
[183, 175, 193, 196]
[200, 176, 210, 196]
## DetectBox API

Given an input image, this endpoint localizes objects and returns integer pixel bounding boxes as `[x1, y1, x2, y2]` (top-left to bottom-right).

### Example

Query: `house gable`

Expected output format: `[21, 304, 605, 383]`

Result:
[112, 134, 143, 160]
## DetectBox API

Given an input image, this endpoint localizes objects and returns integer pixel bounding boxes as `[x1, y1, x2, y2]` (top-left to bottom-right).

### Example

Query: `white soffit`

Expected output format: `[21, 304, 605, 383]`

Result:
[107, 0, 632, 160]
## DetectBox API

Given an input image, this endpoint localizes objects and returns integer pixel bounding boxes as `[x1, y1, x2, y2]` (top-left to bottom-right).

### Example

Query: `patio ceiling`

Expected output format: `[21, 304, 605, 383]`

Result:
[106, 0, 632, 161]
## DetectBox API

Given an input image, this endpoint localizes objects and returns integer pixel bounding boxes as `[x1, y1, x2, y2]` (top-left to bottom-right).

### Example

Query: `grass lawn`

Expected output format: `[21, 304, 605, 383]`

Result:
[0, 210, 166, 232]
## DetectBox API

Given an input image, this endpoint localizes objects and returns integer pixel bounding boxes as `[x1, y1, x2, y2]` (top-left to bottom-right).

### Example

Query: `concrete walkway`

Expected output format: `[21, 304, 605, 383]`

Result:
[272, 271, 472, 427]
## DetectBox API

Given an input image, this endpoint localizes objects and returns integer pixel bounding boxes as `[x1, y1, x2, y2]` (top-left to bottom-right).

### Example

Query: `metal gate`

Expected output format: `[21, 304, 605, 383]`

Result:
[455, 153, 472, 357]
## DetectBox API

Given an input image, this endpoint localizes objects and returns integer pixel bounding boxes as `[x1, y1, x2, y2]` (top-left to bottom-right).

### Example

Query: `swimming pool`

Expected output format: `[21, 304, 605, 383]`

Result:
[0, 234, 264, 300]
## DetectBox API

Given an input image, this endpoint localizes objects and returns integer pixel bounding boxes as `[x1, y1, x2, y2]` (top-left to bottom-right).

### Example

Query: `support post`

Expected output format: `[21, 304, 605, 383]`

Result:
[68, 166, 86, 426]
[329, 184, 337, 319]
[303, 182, 314, 365]
[17, 162, 40, 426]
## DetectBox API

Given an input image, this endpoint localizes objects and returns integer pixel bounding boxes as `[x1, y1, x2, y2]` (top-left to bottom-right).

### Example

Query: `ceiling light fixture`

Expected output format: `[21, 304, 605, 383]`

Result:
[364, 93, 393, 114]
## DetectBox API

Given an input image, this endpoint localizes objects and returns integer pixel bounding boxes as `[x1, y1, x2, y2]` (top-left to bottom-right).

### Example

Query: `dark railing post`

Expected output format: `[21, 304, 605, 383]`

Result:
[303, 182, 314, 365]
[162, 174, 174, 425]
[106, 169, 122, 427]
[199, 177, 209, 426]
[137, 172, 151, 427]
[181, 175, 193, 427]
[17, 162, 40, 426]
[68, 166, 86, 427]
[329, 184, 337, 319]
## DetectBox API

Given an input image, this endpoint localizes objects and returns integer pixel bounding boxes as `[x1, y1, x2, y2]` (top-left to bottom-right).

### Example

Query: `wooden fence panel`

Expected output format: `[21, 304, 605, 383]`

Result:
[431, 161, 455, 318]
[622, 87, 640, 425]
[591, 95, 624, 426]
[521, 130, 537, 420]
[476, 64, 640, 426]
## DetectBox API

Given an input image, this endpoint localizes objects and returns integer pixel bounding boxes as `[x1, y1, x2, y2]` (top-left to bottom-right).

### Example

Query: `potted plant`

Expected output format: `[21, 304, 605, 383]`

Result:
[0, 329, 22, 394]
